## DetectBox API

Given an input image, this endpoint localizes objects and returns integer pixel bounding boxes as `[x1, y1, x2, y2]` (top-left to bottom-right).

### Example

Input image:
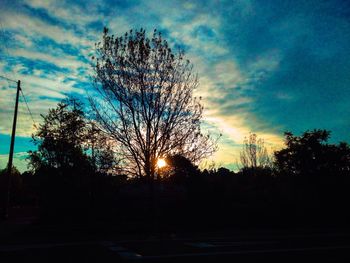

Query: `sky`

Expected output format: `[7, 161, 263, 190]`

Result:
[0, 0, 350, 172]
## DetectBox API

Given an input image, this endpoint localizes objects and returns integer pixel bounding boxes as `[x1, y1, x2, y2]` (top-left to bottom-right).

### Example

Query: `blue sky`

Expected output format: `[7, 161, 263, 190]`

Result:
[1, 0, 350, 172]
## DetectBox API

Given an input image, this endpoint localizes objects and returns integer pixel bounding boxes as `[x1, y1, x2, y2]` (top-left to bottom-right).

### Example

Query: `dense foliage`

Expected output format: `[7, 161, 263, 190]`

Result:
[275, 130, 350, 176]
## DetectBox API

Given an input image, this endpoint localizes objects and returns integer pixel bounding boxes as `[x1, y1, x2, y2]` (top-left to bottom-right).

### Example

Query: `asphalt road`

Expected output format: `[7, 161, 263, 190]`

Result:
[2, 229, 350, 262]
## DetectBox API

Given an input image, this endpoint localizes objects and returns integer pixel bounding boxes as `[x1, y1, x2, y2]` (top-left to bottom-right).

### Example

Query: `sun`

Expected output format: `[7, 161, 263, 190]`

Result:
[157, 158, 167, 169]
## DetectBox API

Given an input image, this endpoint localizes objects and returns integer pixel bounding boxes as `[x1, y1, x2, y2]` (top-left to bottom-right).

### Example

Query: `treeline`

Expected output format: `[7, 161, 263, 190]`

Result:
[2, 152, 350, 230]
[1, 98, 350, 231]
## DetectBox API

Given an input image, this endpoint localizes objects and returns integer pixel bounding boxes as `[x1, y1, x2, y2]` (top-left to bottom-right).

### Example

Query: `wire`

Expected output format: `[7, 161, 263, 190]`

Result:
[0, 74, 17, 83]
[0, 21, 37, 130]
[20, 88, 38, 129]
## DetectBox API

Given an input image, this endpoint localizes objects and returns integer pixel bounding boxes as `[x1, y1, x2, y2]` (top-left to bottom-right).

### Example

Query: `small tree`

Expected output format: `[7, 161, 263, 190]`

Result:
[29, 98, 118, 173]
[240, 133, 272, 171]
[29, 98, 89, 171]
[28, 98, 121, 220]
[90, 28, 218, 178]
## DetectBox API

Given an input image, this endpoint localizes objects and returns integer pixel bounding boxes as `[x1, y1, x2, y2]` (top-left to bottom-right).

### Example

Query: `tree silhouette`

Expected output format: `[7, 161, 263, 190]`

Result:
[166, 154, 199, 182]
[27, 98, 122, 220]
[275, 129, 350, 176]
[29, 97, 118, 174]
[29, 98, 91, 171]
[90, 28, 217, 179]
[240, 133, 272, 171]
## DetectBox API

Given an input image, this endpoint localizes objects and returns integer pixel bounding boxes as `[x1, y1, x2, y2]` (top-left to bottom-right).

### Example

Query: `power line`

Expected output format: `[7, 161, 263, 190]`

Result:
[0, 74, 17, 83]
[0, 21, 37, 130]
[0, 75, 38, 129]
[1, 76, 37, 129]
[20, 88, 38, 129]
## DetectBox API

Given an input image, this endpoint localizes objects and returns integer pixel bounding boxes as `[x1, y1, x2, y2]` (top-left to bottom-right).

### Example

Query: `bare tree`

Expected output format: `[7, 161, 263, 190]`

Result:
[90, 28, 218, 179]
[240, 133, 272, 169]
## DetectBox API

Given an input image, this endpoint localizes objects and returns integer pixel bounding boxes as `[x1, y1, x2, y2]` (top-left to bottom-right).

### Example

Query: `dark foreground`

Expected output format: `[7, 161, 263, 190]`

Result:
[2, 218, 350, 263]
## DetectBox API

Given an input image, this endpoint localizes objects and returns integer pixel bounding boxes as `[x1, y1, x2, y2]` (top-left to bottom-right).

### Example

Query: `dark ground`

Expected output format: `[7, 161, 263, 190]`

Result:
[1, 207, 350, 262]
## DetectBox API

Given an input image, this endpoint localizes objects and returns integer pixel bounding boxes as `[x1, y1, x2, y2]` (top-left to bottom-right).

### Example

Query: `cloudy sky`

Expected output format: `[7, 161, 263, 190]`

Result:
[0, 0, 350, 172]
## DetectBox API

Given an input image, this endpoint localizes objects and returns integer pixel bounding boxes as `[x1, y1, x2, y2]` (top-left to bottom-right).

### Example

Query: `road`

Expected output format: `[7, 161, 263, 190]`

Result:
[1, 228, 350, 262]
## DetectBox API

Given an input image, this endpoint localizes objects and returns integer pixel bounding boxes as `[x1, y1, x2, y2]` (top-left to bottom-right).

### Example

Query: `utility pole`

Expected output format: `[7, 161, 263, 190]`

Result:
[3, 80, 21, 219]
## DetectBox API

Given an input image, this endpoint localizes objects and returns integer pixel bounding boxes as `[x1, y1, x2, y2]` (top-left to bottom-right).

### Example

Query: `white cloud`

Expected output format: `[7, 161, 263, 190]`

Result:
[0, 0, 286, 171]
[203, 113, 283, 170]
[162, 12, 228, 56]
[1, 10, 93, 47]
[247, 49, 281, 75]
[0, 60, 88, 136]
[23, 0, 102, 31]
[10, 49, 88, 72]
[151, 4, 284, 168]
[105, 14, 133, 36]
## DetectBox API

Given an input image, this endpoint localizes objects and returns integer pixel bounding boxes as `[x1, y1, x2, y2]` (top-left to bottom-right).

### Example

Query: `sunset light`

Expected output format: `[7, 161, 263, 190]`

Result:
[157, 158, 167, 169]
[1, 1, 350, 260]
